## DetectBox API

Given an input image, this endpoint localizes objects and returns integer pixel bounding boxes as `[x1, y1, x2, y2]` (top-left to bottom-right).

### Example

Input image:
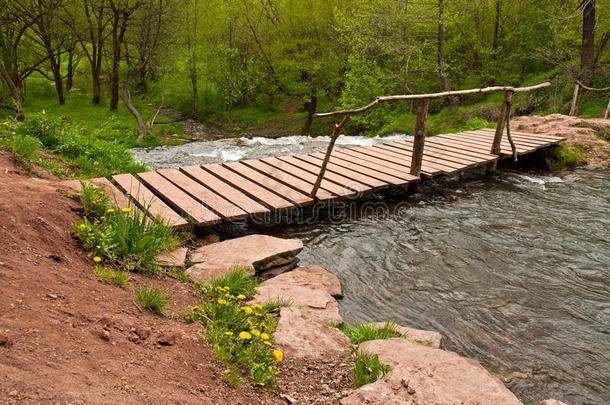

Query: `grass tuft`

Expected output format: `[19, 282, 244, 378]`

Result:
[337, 320, 405, 345]
[93, 265, 129, 288]
[134, 286, 171, 315]
[9, 134, 42, 171]
[352, 351, 393, 387]
[78, 181, 111, 219]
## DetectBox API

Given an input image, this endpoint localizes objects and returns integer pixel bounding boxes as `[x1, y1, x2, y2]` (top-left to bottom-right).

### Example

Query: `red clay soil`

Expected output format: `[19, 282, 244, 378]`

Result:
[0, 151, 353, 404]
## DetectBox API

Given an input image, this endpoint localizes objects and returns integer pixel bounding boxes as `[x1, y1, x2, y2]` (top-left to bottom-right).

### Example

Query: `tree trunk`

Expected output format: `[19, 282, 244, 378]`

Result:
[66, 49, 74, 90]
[580, 0, 596, 85]
[0, 62, 25, 121]
[491, 0, 500, 82]
[437, 0, 459, 111]
[49, 51, 65, 105]
[569, 84, 580, 116]
[301, 92, 317, 135]
[410, 99, 429, 177]
[123, 65, 147, 140]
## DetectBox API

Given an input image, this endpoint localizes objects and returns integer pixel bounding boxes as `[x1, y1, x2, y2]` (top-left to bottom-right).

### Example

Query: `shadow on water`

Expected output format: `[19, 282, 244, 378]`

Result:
[224, 166, 609, 405]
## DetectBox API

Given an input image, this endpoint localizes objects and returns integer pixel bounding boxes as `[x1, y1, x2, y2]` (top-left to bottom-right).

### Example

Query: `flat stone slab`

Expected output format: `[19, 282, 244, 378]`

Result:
[342, 338, 521, 405]
[369, 322, 442, 349]
[262, 264, 343, 298]
[157, 247, 188, 268]
[186, 234, 303, 282]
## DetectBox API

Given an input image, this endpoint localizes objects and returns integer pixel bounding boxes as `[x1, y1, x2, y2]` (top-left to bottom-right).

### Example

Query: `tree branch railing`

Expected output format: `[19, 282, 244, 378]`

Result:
[569, 80, 610, 118]
[308, 82, 551, 199]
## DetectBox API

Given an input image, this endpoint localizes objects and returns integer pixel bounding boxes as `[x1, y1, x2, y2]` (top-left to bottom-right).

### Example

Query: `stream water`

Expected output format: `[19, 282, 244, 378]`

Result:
[132, 136, 609, 404]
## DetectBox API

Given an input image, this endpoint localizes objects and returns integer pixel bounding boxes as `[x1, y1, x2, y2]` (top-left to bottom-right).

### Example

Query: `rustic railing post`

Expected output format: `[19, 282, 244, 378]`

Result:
[410, 98, 429, 177]
[310, 115, 350, 199]
[569, 83, 580, 116]
[486, 90, 513, 175]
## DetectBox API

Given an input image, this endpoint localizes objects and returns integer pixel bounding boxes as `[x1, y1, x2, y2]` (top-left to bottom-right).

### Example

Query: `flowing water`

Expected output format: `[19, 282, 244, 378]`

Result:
[133, 137, 609, 404]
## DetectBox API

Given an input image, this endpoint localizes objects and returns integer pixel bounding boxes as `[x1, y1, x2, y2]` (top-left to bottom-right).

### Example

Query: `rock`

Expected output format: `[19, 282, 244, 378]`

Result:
[273, 307, 350, 359]
[252, 283, 342, 325]
[342, 338, 521, 405]
[157, 247, 188, 268]
[187, 235, 303, 282]
[280, 393, 297, 403]
[0, 331, 12, 348]
[258, 259, 299, 280]
[133, 326, 151, 340]
[198, 233, 220, 246]
[539, 400, 569, 405]
[369, 322, 442, 349]
[262, 264, 343, 298]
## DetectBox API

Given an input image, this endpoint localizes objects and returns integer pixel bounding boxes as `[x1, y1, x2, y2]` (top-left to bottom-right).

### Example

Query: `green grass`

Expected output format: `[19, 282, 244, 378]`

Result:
[186, 268, 283, 390]
[9, 134, 42, 171]
[134, 286, 171, 315]
[337, 320, 405, 345]
[352, 351, 393, 388]
[71, 200, 183, 274]
[542, 144, 585, 169]
[93, 265, 129, 288]
[77, 181, 111, 218]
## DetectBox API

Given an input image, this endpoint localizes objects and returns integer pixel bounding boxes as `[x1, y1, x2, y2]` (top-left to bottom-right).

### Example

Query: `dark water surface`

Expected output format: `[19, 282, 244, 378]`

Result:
[265, 168, 609, 405]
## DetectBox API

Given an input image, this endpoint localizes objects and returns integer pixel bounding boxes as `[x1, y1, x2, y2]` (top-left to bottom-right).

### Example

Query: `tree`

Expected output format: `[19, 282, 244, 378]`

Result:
[79, 0, 110, 104]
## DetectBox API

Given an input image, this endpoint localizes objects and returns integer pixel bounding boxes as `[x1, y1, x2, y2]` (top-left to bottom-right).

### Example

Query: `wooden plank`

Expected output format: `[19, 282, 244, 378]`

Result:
[358, 145, 440, 176]
[261, 157, 357, 197]
[202, 163, 295, 211]
[241, 159, 337, 201]
[138, 171, 221, 226]
[471, 130, 563, 148]
[386, 141, 475, 169]
[112, 173, 188, 228]
[405, 140, 492, 164]
[294, 154, 392, 189]
[478, 127, 564, 141]
[425, 137, 499, 160]
[309, 151, 415, 184]
[276, 155, 371, 193]
[462, 131, 543, 148]
[181, 166, 270, 217]
[157, 168, 248, 221]
[90, 178, 132, 210]
[224, 161, 313, 206]
[373, 144, 453, 174]
[330, 150, 418, 182]
[454, 132, 533, 153]
[433, 133, 530, 154]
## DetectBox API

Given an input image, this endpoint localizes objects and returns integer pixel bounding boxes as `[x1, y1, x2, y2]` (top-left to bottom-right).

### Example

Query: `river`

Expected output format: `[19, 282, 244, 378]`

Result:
[133, 136, 609, 404]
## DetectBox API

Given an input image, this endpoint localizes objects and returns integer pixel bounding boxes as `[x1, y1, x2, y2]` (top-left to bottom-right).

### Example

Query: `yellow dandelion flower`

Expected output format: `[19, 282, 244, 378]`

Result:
[263, 340, 272, 346]
[92, 256, 101, 262]
[106, 208, 114, 213]
[239, 331, 252, 340]
[215, 286, 224, 292]
[79, 223, 85, 228]
[218, 299, 227, 305]
[11, 131, 15, 135]
[99, 191, 104, 195]
[85, 151, 89, 154]
[121, 207, 131, 213]
[224, 293, 232, 297]
[273, 350, 283, 362]
[247, 320, 253, 327]
[100, 216, 105, 220]
[224, 331, 234, 336]
[223, 286, 230, 291]
[251, 329, 261, 337]
[241, 306, 253, 314]
[253, 304, 263, 310]
[254, 312, 263, 317]
[93, 161, 99, 166]
[128, 215, 133, 219]
[260, 333, 270, 340]
[191, 306, 199, 311]
[236, 294, 246, 300]
[259, 322, 267, 329]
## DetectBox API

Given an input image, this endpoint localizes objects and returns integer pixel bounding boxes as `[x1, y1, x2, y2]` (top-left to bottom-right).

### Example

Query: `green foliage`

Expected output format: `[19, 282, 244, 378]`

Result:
[352, 351, 393, 388]
[542, 144, 585, 169]
[9, 135, 42, 171]
[186, 269, 282, 390]
[93, 265, 129, 288]
[135, 286, 171, 315]
[71, 205, 182, 274]
[337, 320, 405, 345]
[77, 181, 111, 219]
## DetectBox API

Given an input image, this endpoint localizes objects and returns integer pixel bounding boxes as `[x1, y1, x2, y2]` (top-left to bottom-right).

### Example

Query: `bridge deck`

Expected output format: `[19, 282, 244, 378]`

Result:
[62, 129, 564, 229]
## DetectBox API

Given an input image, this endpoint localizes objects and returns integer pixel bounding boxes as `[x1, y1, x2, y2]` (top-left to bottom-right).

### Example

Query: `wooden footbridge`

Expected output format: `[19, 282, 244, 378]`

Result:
[63, 83, 565, 229]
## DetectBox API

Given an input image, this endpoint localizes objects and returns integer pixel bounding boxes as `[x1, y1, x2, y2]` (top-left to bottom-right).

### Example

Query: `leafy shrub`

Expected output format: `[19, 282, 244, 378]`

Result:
[135, 286, 171, 315]
[352, 351, 393, 388]
[72, 204, 182, 274]
[337, 320, 405, 345]
[77, 181, 111, 218]
[186, 269, 284, 389]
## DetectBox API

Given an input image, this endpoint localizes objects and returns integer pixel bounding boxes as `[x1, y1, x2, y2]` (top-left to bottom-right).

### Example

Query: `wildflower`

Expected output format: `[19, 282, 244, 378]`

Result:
[241, 306, 253, 315]
[93, 256, 102, 263]
[99, 191, 104, 195]
[259, 322, 267, 329]
[85, 151, 89, 154]
[106, 208, 114, 213]
[224, 331, 234, 336]
[93, 161, 99, 166]
[191, 306, 200, 311]
[273, 350, 283, 362]
[254, 312, 263, 317]
[236, 294, 246, 300]
[254, 303, 263, 310]
[128, 215, 133, 219]
[100, 216, 105, 220]
[121, 207, 131, 213]
[218, 299, 227, 305]
[260, 333, 270, 340]
[247, 320, 253, 327]
[224, 293, 232, 298]
[251, 329, 260, 337]
[215, 286, 224, 292]
[11, 132, 15, 135]
[223, 286, 230, 291]
[79, 223, 85, 228]
[239, 331, 252, 340]
[263, 341, 272, 346]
